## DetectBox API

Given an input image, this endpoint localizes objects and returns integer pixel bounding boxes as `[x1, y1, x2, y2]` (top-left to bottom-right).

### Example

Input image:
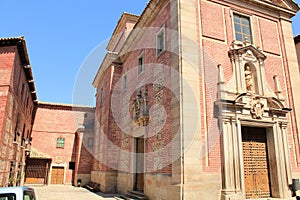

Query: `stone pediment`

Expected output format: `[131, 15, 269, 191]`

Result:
[267, 0, 300, 11]
[221, 41, 283, 100]
[229, 44, 266, 62]
[255, 0, 300, 12]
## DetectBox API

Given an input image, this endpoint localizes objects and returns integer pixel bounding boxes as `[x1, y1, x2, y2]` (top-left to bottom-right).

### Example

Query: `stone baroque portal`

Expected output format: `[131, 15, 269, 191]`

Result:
[216, 41, 292, 200]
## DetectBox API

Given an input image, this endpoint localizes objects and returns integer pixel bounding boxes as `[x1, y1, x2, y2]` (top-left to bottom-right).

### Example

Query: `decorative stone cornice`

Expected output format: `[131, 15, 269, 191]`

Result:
[92, 52, 118, 87]
[0, 36, 38, 103]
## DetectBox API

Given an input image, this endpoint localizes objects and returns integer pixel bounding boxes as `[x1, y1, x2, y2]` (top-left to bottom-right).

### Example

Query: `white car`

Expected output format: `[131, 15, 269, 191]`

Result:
[0, 186, 36, 200]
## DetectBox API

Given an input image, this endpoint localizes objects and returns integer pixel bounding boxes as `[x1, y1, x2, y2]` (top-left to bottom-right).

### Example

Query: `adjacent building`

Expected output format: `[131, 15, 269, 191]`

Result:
[25, 102, 95, 186]
[0, 37, 96, 188]
[92, 0, 300, 199]
[0, 37, 37, 187]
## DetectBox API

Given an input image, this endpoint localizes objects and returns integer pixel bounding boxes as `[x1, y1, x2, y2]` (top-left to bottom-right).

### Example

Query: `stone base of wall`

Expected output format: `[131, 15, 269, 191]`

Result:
[144, 173, 221, 200]
[93, 170, 222, 199]
[183, 173, 222, 200]
[293, 172, 300, 180]
[91, 170, 117, 193]
[144, 173, 180, 200]
[74, 174, 91, 187]
[117, 172, 132, 194]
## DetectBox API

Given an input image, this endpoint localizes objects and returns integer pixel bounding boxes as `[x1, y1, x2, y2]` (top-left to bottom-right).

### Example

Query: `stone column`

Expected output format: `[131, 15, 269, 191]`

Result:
[272, 122, 292, 198]
[280, 123, 292, 185]
[278, 122, 292, 198]
[220, 118, 243, 200]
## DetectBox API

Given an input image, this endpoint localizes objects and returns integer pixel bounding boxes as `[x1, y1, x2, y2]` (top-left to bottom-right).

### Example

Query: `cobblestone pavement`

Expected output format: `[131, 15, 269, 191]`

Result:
[32, 185, 115, 200]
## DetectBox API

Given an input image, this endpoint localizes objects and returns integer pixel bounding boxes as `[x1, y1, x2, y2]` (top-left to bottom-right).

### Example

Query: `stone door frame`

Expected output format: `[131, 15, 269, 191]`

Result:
[133, 137, 145, 192]
[220, 115, 292, 200]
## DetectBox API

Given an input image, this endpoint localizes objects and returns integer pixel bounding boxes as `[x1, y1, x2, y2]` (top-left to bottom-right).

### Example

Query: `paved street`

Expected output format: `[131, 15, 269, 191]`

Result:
[32, 185, 115, 200]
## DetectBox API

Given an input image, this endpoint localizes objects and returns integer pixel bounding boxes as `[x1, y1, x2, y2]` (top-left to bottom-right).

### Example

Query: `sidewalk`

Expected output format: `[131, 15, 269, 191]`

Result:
[32, 185, 116, 200]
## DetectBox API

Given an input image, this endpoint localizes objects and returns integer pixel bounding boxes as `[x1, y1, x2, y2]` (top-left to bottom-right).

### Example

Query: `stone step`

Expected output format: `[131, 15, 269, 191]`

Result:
[129, 191, 146, 197]
[119, 195, 136, 200]
[114, 197, 125, 200]
[126, 191, 147, 200]
[117, 190, 148, 200]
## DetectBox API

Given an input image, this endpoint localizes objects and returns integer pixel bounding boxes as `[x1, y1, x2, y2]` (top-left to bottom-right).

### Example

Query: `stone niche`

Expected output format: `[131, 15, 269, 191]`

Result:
[215, 41, 292, 200]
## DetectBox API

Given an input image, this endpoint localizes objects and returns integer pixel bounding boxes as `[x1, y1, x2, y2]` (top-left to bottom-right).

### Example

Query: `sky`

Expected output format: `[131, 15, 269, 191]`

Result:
[1, 1, 300, 106]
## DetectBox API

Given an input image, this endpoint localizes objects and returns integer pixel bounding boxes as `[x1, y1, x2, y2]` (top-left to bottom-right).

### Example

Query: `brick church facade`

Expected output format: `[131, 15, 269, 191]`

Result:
[1, 0, 300, 199]
[92, 0, 300, 199]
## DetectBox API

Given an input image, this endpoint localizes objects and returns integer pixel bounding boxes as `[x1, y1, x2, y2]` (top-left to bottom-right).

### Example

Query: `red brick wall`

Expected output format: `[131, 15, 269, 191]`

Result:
[259, 18, 281, 55]
[0, 45, 36, 186]
[31, 104, 94, 184]
[114, 2, 173, 174]
[201, 1, 226, 42]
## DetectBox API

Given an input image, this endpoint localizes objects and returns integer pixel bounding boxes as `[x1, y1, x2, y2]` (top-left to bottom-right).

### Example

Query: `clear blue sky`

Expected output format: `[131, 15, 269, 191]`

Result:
[1, 1, 300, 106]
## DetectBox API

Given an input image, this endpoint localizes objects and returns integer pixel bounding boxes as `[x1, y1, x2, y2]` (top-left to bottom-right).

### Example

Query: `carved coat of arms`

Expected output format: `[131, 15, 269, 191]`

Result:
[132, 86, 149, 126]
[250, 96, 264, 119]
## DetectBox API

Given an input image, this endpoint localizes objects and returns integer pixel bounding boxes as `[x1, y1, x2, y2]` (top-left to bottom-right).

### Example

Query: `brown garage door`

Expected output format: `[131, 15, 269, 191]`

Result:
[242, 127, 271, 199]
[25, 159, 49, 184]
[51, 167, 64, 184]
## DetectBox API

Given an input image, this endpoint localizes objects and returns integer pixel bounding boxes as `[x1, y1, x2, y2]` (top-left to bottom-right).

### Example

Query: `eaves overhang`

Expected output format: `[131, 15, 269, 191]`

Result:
[295, 35, 300, 44]
[0, 36, 38, 103]
[92, 52, 118, 88]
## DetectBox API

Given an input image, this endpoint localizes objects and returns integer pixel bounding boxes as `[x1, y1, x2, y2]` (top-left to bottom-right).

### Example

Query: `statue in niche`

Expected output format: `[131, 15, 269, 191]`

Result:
[244, 65, 255, 93]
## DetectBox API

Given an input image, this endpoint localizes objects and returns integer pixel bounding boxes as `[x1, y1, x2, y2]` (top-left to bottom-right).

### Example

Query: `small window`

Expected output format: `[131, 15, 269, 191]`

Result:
[21, 124, 25, 147]
[233, 14, 252, 43]
[14, 131, 19, 143]
[100, 88, 104, 105]
[123, 71, 127, 90]
[69, 162, 75, 170]
[14, 114, 20, 142]
[138, 54, 144, 75]
[56, 137, 65, 148]
[156, 25, 166, 56]
[8, 161, 15, 186]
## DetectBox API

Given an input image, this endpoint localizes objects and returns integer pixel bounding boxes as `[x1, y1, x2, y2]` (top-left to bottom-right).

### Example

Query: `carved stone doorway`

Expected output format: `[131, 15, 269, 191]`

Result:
[134, 137, 144, 192]
[242, 127, 271, 199]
